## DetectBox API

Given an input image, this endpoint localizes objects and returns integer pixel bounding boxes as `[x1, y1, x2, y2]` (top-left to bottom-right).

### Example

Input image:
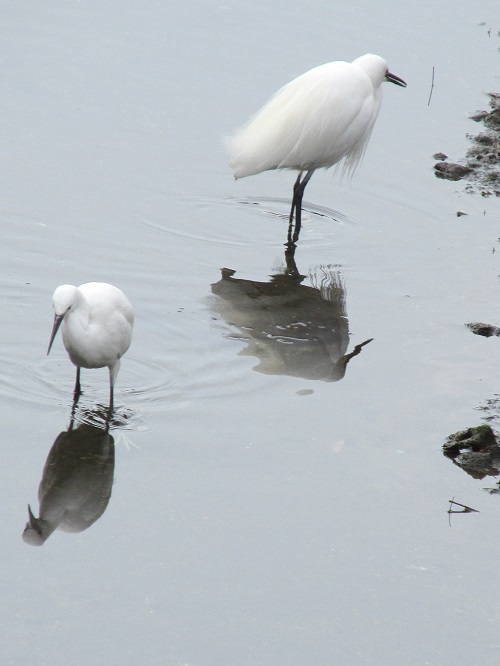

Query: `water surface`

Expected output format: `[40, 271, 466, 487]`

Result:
[2, 1, 500, 664]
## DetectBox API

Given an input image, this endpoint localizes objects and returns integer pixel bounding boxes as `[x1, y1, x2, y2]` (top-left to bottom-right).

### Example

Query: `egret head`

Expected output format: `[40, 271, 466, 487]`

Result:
[52, 284, 79, 316]
[352, 53, 406, 88]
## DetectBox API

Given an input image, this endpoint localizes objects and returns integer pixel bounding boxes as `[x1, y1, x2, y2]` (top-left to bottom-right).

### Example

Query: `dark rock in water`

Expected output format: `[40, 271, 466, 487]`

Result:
[433, 152, 448, 161]
[443, 425, 500, 479]
[443, 425, 497, 456]
[466, 322, 500, 337]
[469, 110, 490, 122]
[434, 162, 473, 181]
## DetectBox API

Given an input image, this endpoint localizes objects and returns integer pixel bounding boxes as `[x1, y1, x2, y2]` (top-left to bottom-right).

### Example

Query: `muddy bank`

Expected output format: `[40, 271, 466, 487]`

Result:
[434, 92, 500, 196]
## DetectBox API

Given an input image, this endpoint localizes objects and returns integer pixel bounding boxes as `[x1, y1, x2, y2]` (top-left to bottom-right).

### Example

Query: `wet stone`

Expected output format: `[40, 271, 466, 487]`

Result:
[434, 162, 473, 181]
[443, 425, 500, 479]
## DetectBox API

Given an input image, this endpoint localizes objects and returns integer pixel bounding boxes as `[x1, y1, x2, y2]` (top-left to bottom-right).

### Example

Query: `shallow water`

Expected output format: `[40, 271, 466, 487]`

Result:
[3, 1, 500, 664]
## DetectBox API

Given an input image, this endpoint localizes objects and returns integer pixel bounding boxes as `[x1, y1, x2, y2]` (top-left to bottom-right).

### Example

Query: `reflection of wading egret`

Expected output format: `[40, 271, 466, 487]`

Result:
[211, 262, 372, 382]
[227, 54, 406, 243]
[47, 282, 134, 410]
[23, 421, 115, 546]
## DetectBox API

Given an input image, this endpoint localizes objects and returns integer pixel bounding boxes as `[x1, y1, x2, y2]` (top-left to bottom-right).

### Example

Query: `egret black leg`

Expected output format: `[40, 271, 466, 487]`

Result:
[287, 169, 315, 246]
[109, 384, 114, 414]
[287, 171, 303, 245]
[73, 367, 82, 404]
[108, 363, 119, 415]
[292, 181, 304, 244]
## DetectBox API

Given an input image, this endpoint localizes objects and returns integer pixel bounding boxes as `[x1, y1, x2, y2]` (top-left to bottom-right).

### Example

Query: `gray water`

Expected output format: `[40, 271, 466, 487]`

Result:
[2, 1, 500, 664]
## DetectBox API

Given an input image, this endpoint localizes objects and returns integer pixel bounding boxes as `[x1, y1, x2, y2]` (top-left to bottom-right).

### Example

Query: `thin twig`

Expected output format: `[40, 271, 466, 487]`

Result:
[448, 498, 479, 514]
[427, 66, 435, 106]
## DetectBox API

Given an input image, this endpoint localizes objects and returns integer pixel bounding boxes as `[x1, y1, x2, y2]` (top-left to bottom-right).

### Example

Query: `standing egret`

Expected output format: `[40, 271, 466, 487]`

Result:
[227, 53, 406, 244]
[47, 282, 134, 410]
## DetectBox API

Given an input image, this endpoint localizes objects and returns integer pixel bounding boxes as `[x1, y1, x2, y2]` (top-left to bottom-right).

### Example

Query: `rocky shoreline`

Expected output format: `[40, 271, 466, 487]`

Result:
[434, 92, 500, 197]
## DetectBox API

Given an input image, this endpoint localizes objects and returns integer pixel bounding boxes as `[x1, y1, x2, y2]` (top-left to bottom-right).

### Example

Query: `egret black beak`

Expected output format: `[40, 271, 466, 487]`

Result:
[47, 314, 64, 355]
[386, 71, 407, 87]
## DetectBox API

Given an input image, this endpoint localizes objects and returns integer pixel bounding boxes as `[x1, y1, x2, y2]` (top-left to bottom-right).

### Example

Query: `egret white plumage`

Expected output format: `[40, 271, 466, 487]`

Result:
[47, 282, 134, 410]
[227, 53, 406, 244]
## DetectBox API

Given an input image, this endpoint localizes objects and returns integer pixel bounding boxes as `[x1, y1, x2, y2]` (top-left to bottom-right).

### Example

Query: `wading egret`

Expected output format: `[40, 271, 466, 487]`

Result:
[47, 282, 134, 410]
[227, 53, 406, 244]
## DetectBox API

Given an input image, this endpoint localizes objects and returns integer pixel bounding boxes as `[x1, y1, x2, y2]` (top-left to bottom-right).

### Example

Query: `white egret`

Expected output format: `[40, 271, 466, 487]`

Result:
[227, 53, 406, 243]
[47, 282, 134, 410]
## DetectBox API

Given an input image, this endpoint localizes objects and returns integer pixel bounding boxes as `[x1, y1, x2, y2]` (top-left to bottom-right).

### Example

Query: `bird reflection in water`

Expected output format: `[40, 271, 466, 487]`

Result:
[23, 409, 115, 546]
[211, 244, 372, 382]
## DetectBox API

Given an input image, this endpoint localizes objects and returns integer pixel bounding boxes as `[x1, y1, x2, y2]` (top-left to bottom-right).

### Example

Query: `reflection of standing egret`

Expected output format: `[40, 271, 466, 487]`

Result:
[47, 282, 134, 411]
[23, 416, 115, 546]
[211, 249, 372, 381]
[227, 54, 406, 244]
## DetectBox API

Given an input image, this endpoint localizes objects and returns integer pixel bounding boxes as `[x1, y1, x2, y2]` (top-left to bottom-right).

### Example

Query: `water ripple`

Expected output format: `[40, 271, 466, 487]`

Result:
[136, 194, 355, 250]
[0, 334, 267, 431]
